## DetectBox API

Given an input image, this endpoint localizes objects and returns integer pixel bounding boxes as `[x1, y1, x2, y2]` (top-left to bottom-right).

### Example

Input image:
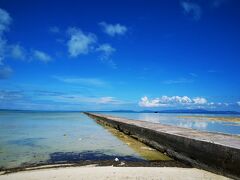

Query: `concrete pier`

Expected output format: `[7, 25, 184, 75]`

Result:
[84, 112, 240, 179]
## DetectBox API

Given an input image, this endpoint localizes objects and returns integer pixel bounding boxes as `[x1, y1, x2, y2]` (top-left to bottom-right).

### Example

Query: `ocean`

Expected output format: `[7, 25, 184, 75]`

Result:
[0, 111, 174, 169]
[0, 111, 239, 170]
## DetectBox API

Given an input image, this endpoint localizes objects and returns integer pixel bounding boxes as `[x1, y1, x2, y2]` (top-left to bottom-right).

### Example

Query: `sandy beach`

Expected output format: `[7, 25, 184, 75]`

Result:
[0, 166, 230, 180]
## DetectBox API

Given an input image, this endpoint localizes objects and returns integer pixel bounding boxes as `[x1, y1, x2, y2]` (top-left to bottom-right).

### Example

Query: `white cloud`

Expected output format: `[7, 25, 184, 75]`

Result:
[193, 97, 208, 104]
[139, 96, 167, 108]
[32, 50, 52, 63]
[96, 43, 115, 60]
[224, 103, 229, 106]
[53, 76, 107, 87]
[10, 44, 26, 60]
[0, 8, 12, 35]
[139, 95, 207, 108]
[0, 37, 6, 65]
[96, 44, 117, 68]
[1, 8, 55, 67]
[99, 22, 127, 36]
[0, 9, 26, 64]
[159, 96, 192, 104]
[0, 66, 13, 79]
[66, 27, 117, 68]
[67, 27, 97, 57]
[0, 8, 12, 64]
[181, 1, 202, 20]
[237, 102, 240, 106]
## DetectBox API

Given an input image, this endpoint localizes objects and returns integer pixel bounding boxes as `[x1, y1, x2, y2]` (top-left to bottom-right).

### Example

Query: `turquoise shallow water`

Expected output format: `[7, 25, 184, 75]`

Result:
[1, 111, 239, 169]
[99, 112, 240, 135]
[0, 111, 144, 169]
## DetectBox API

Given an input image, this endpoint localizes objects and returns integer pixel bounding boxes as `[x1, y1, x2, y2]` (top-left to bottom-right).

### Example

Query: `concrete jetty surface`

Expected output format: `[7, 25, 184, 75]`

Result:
[84, 112, 240, 179]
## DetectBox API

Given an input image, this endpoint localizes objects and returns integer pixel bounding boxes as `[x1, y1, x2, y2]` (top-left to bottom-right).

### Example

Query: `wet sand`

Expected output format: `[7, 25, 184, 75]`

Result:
[0, 166, 230, 180]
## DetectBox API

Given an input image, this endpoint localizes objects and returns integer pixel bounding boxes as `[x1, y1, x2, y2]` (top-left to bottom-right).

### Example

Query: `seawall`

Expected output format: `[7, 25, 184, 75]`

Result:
[84, 112, 240, 179]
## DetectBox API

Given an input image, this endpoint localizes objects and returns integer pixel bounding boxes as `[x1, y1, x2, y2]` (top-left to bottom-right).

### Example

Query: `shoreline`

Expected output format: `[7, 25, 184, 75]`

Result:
[0, 166, 230, 180]
[0, 158, 190, 175]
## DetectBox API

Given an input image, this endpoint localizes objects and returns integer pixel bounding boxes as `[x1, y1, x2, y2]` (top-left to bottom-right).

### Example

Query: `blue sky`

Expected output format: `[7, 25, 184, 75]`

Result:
[0, 0, 240, 111]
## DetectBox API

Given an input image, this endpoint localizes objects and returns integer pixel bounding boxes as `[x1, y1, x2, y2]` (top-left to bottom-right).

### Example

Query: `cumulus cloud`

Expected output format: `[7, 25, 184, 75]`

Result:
[96, 43, 115, 60]
[0, 8, 26, 64]
[9, 44, 26, 60]
[99, 22, 127, 36]
[0, 38, 6, 64]
[66, 27, 117, 67]
[181, 1, 202, 20]
[0, 8, 12, 64]
[139, 95, 207, 108]
[139, 96, 167, 108]
[160, 96, 193, 104]
[193, 97, 207, 104]
[32, 50, 52, 63]
[0, 8, 51, 65]
[0, 66, 13, 79]
[0, 8, 12, 34]
[67, 27, 97, 57]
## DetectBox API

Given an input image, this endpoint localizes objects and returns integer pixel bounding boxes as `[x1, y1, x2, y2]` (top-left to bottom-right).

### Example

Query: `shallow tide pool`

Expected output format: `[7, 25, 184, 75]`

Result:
[0, 111, 172, 169]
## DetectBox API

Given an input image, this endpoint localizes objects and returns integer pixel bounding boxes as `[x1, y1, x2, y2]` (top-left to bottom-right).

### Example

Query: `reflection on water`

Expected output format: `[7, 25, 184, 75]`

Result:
[178, 121, 208, 129]
[0, 111, 142, 169]
[100, 113, 240, 135]
[0, 111, 173, 170]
